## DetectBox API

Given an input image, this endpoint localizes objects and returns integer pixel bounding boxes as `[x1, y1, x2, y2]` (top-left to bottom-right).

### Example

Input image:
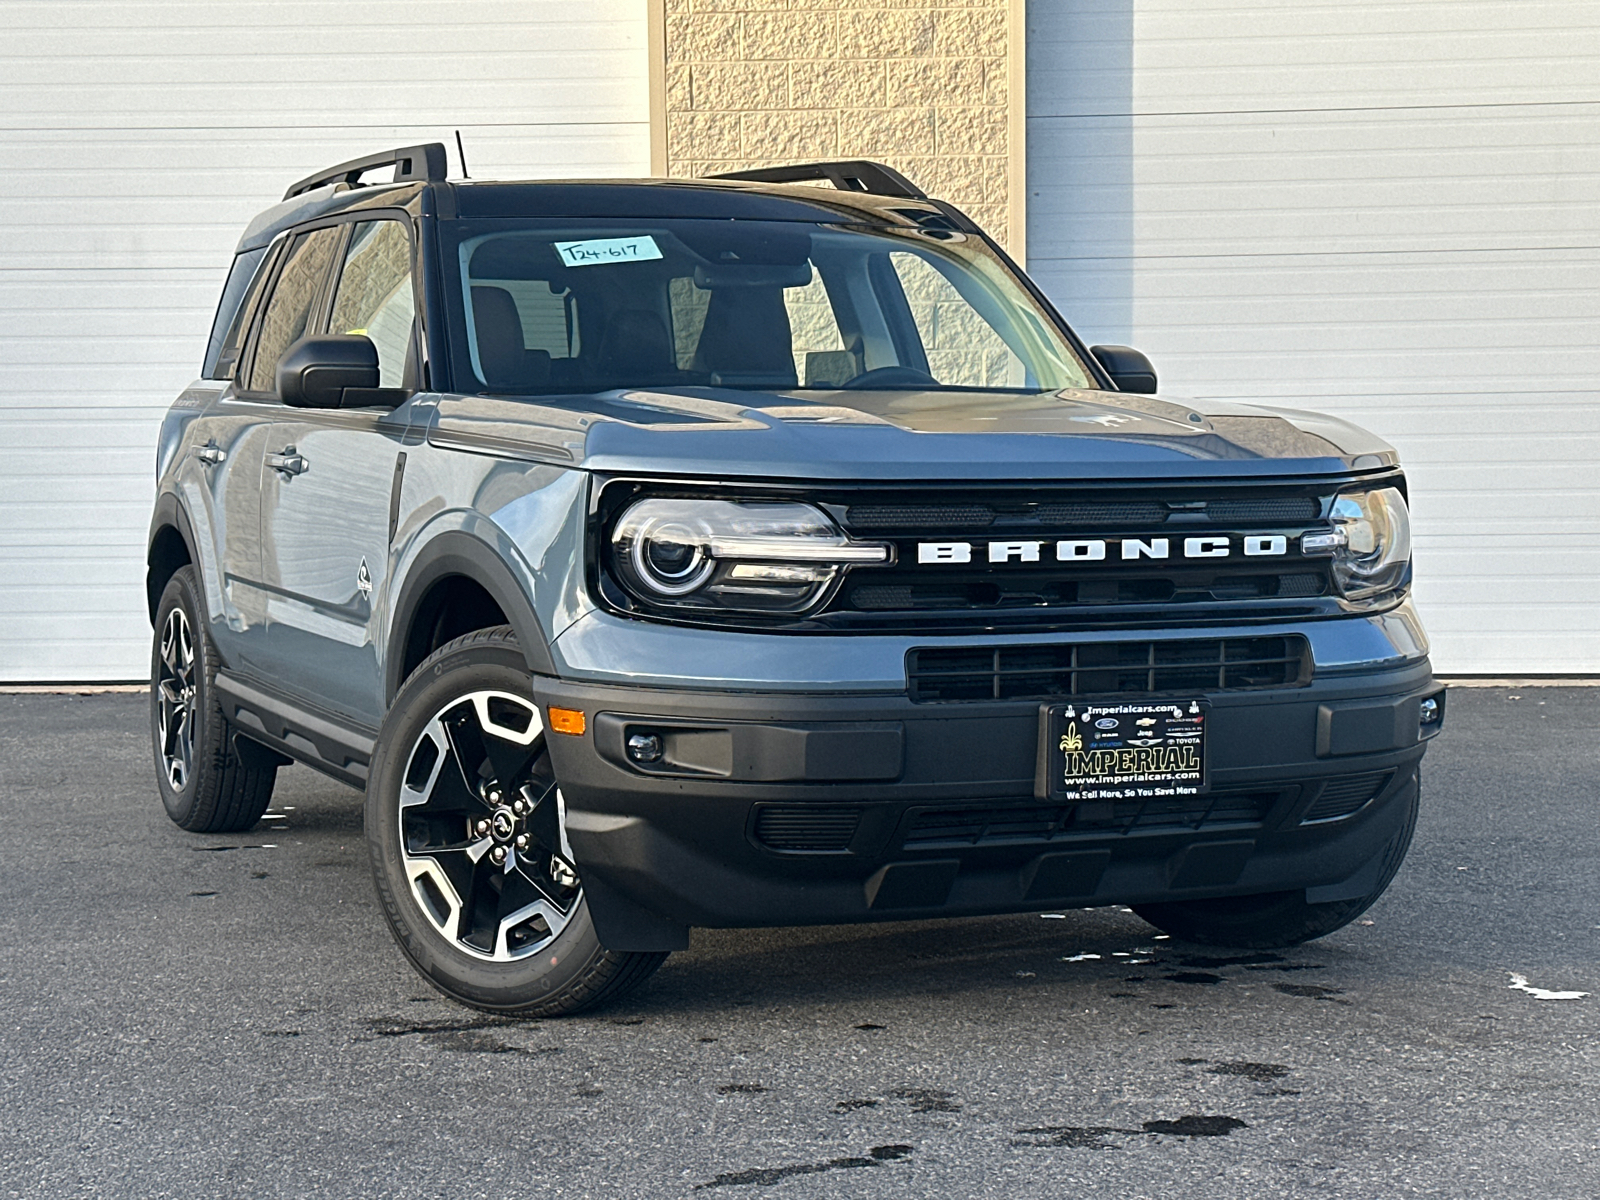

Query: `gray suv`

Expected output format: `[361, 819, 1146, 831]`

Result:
[147, 146, 1445, 1015]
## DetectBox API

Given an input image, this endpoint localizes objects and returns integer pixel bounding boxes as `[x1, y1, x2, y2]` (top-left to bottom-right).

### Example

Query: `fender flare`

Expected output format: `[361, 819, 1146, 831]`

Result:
[386, 529, 557, 703]
[146, 491, 201, 623]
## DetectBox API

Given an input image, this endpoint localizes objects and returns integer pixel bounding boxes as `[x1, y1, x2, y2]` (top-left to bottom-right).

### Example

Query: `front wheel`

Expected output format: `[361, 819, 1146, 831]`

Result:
[366, 626, 667, 1016]
[1133, 775, 1420, 948]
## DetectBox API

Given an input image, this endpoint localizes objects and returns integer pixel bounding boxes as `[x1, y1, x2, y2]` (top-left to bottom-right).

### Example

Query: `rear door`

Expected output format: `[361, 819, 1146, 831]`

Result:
[181, 237, 286, 674]
[205, 225, 347, 679]
[256, 217, 419, 728]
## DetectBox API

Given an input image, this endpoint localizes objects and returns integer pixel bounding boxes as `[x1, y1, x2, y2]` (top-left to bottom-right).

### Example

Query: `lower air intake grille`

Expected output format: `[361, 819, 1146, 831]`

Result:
[753, 806, 862, 853]
[903, 791, 1281, 847]
[1301, 772, 1392, 824]
[908, 636, 1309, 702]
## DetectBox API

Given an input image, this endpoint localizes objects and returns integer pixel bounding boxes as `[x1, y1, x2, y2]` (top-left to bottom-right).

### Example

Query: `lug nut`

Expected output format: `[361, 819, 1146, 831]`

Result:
[488, 789, 502, 804]
[475, 819, 490, 837]
[550, 857, 579, 887]
[515, 834, 529, 850]
[626, 732, 664, 764]
[512, 799, 526, 815]
[490, 846, 506, 865]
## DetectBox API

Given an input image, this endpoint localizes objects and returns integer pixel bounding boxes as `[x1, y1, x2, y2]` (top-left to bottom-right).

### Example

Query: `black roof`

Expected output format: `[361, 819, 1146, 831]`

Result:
[235, 151, 963, 254]
[448, 178, 949, 224]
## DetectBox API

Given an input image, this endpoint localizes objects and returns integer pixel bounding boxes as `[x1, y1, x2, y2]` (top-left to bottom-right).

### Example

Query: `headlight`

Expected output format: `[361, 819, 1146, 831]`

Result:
[1300, 486, 1411, 598]
[609, 498, 892, 614]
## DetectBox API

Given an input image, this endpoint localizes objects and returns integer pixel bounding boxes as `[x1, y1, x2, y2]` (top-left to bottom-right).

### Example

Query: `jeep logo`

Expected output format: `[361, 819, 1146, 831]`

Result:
[916, 536, 1289, 564]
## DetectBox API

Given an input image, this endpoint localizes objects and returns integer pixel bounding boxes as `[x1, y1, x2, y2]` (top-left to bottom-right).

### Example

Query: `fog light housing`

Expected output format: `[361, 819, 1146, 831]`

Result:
[1418, 692, 1446, 739]
[626, 732, 664, 764]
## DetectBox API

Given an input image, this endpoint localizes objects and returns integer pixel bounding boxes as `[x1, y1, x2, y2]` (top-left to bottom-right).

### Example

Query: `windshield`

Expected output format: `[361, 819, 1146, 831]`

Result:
[440, 218, 1093, 396]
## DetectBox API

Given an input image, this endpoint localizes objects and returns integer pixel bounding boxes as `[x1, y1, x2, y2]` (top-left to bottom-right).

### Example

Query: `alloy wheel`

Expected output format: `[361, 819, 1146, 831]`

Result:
[398, 691, 581, 961]
[155, 607, 197, 792]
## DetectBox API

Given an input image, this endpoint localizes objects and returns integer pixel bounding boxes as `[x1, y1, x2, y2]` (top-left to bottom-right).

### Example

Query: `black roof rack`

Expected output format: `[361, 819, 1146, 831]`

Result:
[283, 143, 449, 201]
[708, 160, 925, 200]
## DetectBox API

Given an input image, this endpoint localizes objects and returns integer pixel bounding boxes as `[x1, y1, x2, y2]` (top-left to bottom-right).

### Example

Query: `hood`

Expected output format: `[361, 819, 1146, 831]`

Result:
[424, 387, 1398, 482]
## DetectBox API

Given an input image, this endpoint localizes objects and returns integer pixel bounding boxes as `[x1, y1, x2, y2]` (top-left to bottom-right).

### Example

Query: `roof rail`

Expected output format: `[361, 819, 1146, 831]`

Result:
[708, 160, 925, 200]
[283, 143, 449, 201]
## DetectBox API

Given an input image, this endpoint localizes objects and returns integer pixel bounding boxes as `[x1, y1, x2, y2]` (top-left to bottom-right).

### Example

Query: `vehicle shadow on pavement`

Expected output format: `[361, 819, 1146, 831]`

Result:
[622, 910, 1357, 1017]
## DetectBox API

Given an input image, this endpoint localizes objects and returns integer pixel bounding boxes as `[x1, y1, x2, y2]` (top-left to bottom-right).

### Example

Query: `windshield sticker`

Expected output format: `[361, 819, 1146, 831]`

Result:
[553, 235, 662, 268]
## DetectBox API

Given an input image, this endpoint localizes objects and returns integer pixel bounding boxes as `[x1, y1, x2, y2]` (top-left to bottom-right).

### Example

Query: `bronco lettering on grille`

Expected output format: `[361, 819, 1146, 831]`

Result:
[916, 537, 1291, 564]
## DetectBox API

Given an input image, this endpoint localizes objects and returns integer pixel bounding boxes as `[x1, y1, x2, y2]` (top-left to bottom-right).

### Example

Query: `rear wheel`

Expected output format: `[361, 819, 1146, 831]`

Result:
[1133, 776, 1420, 948]
[150, 565, 278, 833]
[366, 626, 667, 1016]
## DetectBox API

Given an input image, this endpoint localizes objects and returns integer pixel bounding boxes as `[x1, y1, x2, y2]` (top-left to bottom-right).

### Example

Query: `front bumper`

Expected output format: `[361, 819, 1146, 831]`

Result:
[537, 659, 1444, 951]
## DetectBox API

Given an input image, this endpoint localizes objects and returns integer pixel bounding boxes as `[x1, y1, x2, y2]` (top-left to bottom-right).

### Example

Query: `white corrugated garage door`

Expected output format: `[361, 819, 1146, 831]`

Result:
[0, 0, 649, 682]
[1027, 0, 1600, 674]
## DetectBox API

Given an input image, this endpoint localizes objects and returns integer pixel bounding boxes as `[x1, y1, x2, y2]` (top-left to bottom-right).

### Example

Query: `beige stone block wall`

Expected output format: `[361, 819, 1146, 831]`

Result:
[650, 0, 1024, 259]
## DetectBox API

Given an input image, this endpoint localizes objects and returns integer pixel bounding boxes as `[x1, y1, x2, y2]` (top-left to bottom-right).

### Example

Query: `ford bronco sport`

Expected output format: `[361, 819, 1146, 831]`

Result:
[146, 146, 1445, 1015]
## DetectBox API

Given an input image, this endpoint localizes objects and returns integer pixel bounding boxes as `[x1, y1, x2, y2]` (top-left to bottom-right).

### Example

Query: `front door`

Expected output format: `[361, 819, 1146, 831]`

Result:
[257, 414, 404, 727]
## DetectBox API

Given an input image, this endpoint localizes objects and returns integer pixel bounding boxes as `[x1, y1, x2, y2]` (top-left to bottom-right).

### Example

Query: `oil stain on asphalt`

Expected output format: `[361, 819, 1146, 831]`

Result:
[695, 1144, 913, 1190]
[361, 1016, 559, 1056]
[1273, 983, 1347, 1001]
[1016, 1115, 1249, 1149]
[1202, 1061, 1292, 1082]
[889, 1087, 961, 1113]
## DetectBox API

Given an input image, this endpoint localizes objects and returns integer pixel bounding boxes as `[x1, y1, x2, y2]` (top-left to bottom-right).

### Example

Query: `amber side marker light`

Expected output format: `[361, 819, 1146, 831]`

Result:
[547, 707, 586, 736]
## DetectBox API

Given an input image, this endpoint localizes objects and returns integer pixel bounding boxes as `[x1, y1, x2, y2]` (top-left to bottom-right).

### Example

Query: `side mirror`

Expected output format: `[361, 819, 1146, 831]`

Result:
[1089, 345, 1158, 394]
[277, 335, 383, 408]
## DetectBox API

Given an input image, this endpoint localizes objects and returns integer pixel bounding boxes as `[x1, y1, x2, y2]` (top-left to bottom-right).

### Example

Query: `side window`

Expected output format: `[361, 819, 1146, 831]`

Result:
[889, 251, 1026, 389]
[205, 245, 268, 380]
[329, 220, 416, 388]
[247, 226, 342, 393]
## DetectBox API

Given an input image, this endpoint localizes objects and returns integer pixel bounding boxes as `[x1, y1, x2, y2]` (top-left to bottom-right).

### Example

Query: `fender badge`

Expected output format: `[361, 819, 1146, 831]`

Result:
[356, 557, 372, 597]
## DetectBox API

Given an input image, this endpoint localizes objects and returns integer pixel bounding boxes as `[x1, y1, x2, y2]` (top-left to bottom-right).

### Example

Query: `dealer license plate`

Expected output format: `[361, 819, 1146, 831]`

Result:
[1039, 699, 1209, 802]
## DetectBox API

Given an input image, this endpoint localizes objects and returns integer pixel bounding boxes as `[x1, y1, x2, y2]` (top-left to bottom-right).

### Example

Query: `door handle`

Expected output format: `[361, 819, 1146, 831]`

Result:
[196, 443, 226, 466]
[266, 448, 308, 477]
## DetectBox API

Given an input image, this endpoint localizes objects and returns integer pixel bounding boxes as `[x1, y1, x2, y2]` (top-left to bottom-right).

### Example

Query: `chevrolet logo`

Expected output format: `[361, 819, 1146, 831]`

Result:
[917, 536, 1290, 564]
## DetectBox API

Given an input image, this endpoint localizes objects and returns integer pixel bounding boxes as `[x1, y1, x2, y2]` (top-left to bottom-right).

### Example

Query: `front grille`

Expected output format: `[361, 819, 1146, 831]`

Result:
[1301, 771, 1392, 824]
[846, 504, 995, 530]
[903, 790, 1281, 847]
[825, 485, 1340, 623]
[839, 495, 1321, 534]
[752, 805, 862, 853]
[907, 636, 1309, 702]
[848, 571, 1326, 612]
[1204, 497, 1321, 524]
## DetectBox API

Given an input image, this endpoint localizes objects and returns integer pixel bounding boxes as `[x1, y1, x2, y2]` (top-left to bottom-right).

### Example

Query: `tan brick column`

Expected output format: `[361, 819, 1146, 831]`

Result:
[648, 0, 1026, 262]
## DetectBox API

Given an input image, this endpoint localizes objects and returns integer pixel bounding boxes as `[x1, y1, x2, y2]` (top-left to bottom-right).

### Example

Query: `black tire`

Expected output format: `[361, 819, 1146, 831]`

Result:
[366, 626, 667, 1016]
[150, 565, 278, 833]
[1133, 774, 1420, 948]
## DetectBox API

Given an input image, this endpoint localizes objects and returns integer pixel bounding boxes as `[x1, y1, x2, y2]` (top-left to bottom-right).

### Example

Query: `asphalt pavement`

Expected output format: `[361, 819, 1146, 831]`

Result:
[1, 686, 1597, 1199]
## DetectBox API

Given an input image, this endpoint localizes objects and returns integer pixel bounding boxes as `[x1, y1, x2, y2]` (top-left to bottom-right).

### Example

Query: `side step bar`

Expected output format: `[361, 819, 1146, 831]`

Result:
[213, 671, 376, 790]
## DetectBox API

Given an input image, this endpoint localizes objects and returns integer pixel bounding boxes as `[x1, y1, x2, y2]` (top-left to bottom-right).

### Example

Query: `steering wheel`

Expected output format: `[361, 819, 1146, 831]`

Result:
[838, 365, 941, 390]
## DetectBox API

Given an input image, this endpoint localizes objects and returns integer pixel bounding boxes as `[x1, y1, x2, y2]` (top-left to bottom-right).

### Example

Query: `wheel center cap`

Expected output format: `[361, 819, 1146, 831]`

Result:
[489, 807, 517, 843]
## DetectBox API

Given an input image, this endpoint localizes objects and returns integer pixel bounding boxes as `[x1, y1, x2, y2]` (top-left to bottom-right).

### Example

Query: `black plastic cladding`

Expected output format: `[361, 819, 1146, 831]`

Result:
[586, 473, 1411, 635]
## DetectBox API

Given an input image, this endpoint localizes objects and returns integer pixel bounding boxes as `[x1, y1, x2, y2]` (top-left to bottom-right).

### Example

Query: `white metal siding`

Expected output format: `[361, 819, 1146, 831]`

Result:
[0, 0, 650, 681]
[1027, 0, 1600, 673]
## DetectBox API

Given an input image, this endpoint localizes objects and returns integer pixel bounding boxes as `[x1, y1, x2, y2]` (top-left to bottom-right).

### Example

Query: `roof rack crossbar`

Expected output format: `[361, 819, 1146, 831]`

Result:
[708, 160, 925, 200]
[283, 143, 449, 201]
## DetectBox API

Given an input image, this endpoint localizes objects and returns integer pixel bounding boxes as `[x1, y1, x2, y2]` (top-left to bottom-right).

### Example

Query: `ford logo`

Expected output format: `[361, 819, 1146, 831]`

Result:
[1095, 718, 1118, 730]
